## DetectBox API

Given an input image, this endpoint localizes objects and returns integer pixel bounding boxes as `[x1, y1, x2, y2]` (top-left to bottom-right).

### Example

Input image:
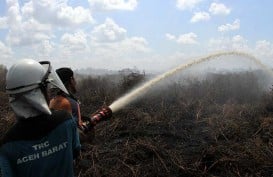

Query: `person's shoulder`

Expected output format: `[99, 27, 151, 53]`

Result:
[50, 110, 73, 123]
[0, 111, 74, 145]
[66, 95, 78, 104]
[49, 95, 72, 113]
[50, 110, 77, 129]
[50, 110, 78, 134]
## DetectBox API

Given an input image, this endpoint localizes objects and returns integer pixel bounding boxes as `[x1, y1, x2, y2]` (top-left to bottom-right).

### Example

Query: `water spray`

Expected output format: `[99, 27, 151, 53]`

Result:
[109, 51, 273, 113]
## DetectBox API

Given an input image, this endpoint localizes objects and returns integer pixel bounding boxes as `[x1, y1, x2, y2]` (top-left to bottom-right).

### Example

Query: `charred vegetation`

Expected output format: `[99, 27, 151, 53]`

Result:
[1, 68, 273, 176]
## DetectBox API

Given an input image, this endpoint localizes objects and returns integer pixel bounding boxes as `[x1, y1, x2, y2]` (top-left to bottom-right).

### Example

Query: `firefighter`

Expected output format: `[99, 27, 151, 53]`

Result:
[49, 68, 84, 127]
[0, 59, 80, 177]
[49, 67, 112, 138]
[0, 60, 112, 177]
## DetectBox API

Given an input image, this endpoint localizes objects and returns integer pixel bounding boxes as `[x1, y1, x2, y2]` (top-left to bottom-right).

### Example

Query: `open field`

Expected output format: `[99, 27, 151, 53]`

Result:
[1, 66, 273, 177]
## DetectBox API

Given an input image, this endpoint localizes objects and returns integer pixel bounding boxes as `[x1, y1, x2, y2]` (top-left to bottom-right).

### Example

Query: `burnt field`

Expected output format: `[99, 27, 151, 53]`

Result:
[1, 66, 273, 177]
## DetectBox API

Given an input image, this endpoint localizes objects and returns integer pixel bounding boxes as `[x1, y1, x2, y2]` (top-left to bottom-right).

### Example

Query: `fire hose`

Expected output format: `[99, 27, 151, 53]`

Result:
[79, 106, 112, 133]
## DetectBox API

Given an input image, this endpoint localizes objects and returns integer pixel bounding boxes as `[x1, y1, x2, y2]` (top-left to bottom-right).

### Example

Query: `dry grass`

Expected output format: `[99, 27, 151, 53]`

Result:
[1, 70, 273, 177]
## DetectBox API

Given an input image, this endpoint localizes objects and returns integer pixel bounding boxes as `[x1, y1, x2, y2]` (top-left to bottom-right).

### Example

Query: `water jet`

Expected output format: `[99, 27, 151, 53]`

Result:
[109, 51, 273, 113]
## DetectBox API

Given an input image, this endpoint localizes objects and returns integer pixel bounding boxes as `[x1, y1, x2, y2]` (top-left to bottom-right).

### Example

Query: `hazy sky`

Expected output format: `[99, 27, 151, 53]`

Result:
[0, 0, 273, 72]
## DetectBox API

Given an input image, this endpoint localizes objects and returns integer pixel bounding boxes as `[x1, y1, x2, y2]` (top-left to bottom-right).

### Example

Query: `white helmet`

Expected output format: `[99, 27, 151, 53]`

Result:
[6, 59, 68, 94]
[6, 59, 69, 119]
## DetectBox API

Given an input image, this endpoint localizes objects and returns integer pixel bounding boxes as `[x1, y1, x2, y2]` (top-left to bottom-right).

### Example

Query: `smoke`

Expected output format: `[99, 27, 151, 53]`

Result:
[109, 51, 273, 112]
